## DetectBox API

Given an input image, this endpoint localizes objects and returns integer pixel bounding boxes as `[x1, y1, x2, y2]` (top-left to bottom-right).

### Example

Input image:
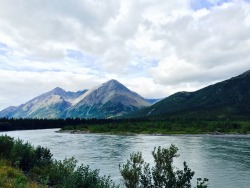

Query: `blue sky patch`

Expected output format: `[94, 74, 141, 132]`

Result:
[0, 42, 11, 56]
[127, 57, 159, 77]
[0, 42, 8, 48]
[67, 49, 84, 60]
[190, 0, 231, 10]
[66, 49, 95, 64]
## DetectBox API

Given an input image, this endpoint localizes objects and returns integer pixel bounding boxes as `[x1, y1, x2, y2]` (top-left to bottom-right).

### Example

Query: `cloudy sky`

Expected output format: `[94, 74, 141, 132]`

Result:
[0, 0, 250, 110]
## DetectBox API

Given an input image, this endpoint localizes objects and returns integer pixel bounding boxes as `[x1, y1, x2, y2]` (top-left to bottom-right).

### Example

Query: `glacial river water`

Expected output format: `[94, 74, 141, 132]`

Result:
[1, 129, 250, 187]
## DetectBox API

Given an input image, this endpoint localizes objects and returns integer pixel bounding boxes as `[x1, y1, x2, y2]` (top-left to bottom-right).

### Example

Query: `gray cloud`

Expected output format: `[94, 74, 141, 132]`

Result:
[0, 0, 250, 110]
[149, 1, 250, 85]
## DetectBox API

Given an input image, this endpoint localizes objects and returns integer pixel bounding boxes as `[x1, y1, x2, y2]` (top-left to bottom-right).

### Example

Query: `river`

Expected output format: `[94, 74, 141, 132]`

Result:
[1, 129, 250, 187]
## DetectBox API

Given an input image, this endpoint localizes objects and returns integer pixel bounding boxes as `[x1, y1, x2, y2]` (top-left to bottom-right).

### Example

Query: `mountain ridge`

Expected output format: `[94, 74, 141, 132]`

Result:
[64, 79, 150, 118]
[0, 80, 152, 119]
[127, 70, 250, 119]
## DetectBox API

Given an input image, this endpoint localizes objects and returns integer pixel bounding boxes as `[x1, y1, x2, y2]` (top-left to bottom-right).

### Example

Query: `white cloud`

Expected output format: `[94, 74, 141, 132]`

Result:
[0, 69, 99, 109]
[0, 0, 250, 110]
[147, 0, 250, 84]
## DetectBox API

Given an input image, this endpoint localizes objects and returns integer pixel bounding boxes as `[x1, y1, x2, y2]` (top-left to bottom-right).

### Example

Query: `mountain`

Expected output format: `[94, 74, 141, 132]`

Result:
[64, 79, 151, 118]
[0, 80, 150, 119]
[128, 70, 250, 119]
[0, 106, 18, 118]
[146, 99, 162, 104]
[0, 87, 87, 119]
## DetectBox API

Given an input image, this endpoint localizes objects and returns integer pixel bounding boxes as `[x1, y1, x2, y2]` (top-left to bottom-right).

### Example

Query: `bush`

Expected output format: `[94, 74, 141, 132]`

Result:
[0, 135, 14, 159]
[120, 144, 208, 188]
[34, 145, 53, 168]
[62, 165, 117, 188]
[48, 157, 77, 186]
[11, 139, 35, 172]
[47, 157, 117, 188]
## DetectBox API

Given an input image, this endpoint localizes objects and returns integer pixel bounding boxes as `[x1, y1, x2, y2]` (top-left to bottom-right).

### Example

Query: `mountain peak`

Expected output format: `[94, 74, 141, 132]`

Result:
[101, 79, 128, 92]
[45, 87, 67, 96]
[65, 79, 150, 118]
[50, 87, 66, 95]
[105, 79, 121, 84]
[52, 87, 64, 92]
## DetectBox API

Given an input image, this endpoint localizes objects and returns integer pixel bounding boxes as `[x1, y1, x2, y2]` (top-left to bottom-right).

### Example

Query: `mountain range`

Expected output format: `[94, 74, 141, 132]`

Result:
[1, 70, 250, 120]
[0, 80, 151, 119]
[128, 70, 250, 119]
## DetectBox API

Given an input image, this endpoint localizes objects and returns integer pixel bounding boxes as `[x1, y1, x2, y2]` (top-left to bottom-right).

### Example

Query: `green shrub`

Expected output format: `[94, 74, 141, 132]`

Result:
[48, 157, 77, 186]
[47, 158, 117, 188]
[62, 165, 117, 188]
[120, 144, 208, 188]
[34, 145, 53, 167]
[11, 139, 35, 172]
[0, 135, 14, 159]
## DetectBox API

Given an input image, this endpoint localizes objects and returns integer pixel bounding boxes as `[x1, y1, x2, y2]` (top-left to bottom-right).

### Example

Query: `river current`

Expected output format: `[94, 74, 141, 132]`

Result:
[1, 129, 250, 188]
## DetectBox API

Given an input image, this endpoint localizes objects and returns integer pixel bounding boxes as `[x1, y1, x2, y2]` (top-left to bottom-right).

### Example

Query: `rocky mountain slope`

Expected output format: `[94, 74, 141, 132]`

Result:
[64, 79, 150, 118]
[0, 80, 151, 119]
[0, 87, 87, 119]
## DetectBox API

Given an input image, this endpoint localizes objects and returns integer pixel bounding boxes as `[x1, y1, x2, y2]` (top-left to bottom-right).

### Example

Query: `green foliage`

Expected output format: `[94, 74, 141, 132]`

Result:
[196, 178, 209, 188]
[120, 145, 208, 188]
[0, 135, 14, 159]
[1, 117, 250, 134]
[0, 117, 125, 131]
[120, 152, 144, 188]
[11, 139, 35, 171]
[67, 119, 250, 135]
[0, 162, 35, 188]
[48, 157, 77, 186]
[0, 122, 12, 131]
[63, 165, 117, 188]
[34, 145, 53, 168]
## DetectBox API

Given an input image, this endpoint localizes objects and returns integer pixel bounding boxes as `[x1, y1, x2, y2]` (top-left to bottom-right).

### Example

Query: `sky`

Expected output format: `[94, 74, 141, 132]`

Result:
[0, 0, 250, 110]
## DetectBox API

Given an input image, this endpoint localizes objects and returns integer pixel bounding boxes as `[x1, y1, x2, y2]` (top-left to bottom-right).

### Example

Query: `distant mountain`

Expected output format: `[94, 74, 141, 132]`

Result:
[64, 79, 151, 118]
[145, 99, 162, 104]
[128, 70, 250, 119]
[0, 87, 87, 119]
[0, 80, 150, 119]
[0, 106, 18, 118]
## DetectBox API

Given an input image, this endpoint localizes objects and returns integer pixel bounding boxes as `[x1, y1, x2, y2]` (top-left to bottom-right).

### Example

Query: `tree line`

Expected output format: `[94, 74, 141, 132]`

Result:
[0, 118, 144, 131]
[1, 117, 249, 134]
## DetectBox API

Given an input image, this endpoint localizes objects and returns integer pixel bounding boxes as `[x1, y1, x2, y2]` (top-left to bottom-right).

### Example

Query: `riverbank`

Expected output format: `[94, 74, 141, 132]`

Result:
[57, 128, 250, 137]
[58, 119, 250, 136]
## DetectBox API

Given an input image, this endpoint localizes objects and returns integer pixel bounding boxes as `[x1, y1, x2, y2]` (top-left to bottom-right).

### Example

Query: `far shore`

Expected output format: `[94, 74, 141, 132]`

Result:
[56, 129, 250, 137]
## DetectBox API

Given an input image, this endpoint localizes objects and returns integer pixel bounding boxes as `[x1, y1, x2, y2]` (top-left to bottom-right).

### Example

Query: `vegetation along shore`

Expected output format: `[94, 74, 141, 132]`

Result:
[1, 118, 250, 135]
